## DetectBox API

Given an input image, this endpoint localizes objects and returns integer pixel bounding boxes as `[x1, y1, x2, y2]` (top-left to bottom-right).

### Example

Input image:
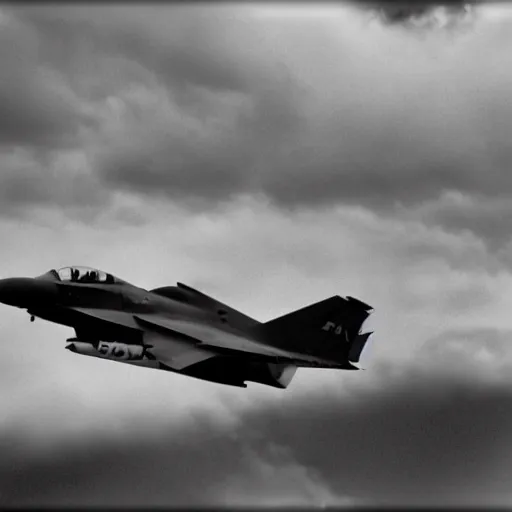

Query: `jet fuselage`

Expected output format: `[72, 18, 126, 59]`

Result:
[0, 266, 373, 389]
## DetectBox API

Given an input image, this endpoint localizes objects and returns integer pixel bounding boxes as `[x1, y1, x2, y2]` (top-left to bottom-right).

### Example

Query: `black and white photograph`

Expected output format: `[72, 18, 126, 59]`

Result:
[1, 1, 512, 507]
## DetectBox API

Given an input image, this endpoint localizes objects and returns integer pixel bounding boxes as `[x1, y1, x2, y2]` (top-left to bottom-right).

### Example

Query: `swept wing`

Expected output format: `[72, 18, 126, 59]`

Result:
[134, 314, 357, 368]
[66, 307, 357, 369]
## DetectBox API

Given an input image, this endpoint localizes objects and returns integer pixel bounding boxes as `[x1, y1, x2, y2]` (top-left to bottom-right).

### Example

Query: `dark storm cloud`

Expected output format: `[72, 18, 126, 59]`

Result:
[13, 5, 287, 94]
[2, 5, 304, 213]
[83, 5, 508, 217]
[4, 3, 512, 245]
[0, 9, 106, 217]
[3, 327, 512, 506]
[0, 414, 243, 507]
[0, 10, 96, 149]
[75, 4, 512, 239]
[0, 149, 109, 219]
[353, 0, 474, 26]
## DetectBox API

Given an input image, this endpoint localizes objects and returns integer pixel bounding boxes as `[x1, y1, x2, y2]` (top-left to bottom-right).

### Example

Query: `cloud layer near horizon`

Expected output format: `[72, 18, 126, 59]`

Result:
[3, 327, 512, 507]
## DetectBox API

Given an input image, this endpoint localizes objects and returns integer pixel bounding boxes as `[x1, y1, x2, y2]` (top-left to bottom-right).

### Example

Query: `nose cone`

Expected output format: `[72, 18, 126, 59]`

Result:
[0, 277, 58, 308]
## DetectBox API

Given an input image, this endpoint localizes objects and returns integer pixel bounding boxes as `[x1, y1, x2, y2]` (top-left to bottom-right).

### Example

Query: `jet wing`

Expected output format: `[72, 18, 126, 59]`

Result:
[68, 307, 141, 329]
[67, 308, 357, 369]
[68, 307, 218, 370]
[143, 330, 219, 370]
[134, 314, 349, 367]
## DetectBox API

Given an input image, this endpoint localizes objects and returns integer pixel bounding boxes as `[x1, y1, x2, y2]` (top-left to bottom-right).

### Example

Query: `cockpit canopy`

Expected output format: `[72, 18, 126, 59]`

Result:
[55, 266, 117, 284]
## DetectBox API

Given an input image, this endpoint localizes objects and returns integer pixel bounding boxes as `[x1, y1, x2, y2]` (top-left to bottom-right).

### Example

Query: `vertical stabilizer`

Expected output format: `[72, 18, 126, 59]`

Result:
[254, 295, 373, 362]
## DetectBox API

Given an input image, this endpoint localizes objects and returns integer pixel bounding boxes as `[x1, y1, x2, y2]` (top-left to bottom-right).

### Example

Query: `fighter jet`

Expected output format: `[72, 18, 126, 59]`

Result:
[0, 266, 373, 389]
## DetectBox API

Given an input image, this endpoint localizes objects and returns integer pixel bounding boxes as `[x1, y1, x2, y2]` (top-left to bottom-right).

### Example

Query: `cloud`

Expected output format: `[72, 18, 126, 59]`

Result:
[0, 2, 511, 252]
[0, 422, 344, 507]
[0, 148, 108, 219]
[0, 195, 506, 364]
[0, 154, 511, 506]
[402, 190, 512, 250]
[2, 327, 512, 506]
[18, 7, 512, 217]
[355, 0, 475, 26]
[1, 5, 512, 505]
[0, 9, 97, 150]
[1, 5, 307, 215]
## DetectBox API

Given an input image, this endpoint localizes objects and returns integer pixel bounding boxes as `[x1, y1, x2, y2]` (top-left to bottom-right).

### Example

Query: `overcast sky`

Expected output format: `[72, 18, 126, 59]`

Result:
[2, 2, 512, 507]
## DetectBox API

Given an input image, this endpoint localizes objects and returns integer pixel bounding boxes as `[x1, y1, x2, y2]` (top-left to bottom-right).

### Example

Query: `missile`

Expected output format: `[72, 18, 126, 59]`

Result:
[65, 341, 160, 368]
